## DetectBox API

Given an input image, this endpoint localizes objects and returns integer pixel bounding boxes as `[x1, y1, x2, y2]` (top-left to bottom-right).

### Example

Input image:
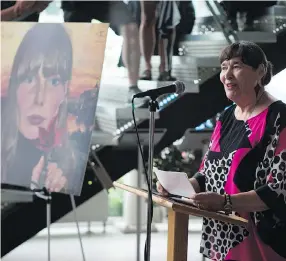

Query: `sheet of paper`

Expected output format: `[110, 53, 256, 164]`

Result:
[153, 167, 196, 198]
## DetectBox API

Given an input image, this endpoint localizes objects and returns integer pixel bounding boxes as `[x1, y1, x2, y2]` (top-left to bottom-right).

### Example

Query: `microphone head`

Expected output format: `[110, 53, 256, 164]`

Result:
[173, 80, 185, 95]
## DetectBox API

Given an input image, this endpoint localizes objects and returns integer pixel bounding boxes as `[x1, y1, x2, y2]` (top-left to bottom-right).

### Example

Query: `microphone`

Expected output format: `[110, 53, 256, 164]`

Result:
[133, 80, 185, 99]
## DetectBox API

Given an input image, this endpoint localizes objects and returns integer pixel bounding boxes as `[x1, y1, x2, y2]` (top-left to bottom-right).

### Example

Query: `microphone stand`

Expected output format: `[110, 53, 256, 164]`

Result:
[146, 98, 159, 261]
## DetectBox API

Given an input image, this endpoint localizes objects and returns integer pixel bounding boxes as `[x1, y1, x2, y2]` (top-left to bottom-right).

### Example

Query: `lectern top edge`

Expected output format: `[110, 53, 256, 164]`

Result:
[172, 203, 247, 227]
[113, 181, 174, 209]
[113, 182, 248, 227]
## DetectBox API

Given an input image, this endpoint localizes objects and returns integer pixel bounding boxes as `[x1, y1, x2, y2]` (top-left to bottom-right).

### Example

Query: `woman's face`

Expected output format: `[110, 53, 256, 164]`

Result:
[220, 57, 263, 102]
[16, 67, 67, 140]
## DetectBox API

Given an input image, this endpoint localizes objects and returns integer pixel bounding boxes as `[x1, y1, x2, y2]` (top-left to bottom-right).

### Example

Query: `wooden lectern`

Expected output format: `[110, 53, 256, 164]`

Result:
[114, 181, 248, 261]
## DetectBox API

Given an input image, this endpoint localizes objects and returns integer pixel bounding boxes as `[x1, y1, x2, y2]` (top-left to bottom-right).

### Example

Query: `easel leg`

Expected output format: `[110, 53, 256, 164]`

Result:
[167, 209, 189, 261]
[46, 193, 51, 261]
[87, 221, 91, 235]
[70, 195, 86, 261]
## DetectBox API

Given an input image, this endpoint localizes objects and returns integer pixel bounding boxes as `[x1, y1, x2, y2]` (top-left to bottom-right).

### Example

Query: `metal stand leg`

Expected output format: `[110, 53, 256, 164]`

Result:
[145, 99, 159, 261]
[136, 145, 144, 261]
[46, 194, 51, 261]
[70, 195, 86, 261]
[86, 221, 94, 235]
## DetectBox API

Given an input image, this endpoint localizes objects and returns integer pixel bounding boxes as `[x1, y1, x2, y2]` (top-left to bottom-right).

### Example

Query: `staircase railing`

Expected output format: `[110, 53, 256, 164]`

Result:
[205, 0, 238, 44]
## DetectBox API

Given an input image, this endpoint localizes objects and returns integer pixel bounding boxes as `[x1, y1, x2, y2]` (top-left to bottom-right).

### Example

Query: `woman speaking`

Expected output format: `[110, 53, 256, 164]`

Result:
[157, 41, 286, 261]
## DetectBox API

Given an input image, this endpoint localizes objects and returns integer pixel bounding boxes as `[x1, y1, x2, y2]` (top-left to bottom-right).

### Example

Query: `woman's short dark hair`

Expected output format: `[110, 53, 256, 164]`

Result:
[219, 41, 273, 86]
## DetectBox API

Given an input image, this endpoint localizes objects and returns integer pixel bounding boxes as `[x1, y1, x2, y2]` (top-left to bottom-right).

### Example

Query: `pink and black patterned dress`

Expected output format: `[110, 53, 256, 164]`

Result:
[194, 100, 286, 261]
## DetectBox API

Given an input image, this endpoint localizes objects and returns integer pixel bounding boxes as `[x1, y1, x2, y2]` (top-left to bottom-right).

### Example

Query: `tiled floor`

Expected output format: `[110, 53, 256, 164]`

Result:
[3, 218, 210, 261]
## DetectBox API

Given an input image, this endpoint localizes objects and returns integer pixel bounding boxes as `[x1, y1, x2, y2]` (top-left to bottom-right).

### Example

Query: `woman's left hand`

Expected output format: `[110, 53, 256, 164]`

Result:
[190, 192, 225, 212]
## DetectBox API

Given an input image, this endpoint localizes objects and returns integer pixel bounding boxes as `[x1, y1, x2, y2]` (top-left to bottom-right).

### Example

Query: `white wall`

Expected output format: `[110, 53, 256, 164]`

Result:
[265, 69, 286, 103]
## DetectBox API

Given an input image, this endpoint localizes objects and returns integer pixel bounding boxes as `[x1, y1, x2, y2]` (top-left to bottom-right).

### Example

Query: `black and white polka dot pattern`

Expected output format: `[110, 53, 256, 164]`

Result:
[200, 151, 249, 261]
[268, 149, 286, 202]
[254, 113, 286, 224]
[255, 113, 280, 183]
[200, 218, 249, 261]
[204, 151, 235, 195]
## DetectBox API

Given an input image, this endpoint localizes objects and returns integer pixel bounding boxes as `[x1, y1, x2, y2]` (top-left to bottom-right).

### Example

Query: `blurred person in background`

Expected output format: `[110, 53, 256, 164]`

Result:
[62, 1, 145, 106]
[139, 1, 179, 81]
[133, 1, 195, 81]
[139, 1, 157, 80]
[220, 1, 277, 31]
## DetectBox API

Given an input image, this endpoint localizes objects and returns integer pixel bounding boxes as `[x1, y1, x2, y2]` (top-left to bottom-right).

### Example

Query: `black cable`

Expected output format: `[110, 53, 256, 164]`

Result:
[131, 97, 154, 261]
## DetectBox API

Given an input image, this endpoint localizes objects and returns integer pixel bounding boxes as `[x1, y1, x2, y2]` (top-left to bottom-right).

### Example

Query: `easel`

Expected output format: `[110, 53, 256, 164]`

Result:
[117, 129, 166, 261]
[31, 184, 86, 261]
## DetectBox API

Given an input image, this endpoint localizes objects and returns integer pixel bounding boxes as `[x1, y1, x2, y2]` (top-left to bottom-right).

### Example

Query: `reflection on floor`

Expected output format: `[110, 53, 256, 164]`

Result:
[3, 217, 211, 261]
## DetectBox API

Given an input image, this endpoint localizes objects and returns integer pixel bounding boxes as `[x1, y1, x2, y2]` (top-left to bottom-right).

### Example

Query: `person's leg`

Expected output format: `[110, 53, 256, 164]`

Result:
[109, 1, 140, 88]
[120, 22, 140, 87]
[166, 29, 176, 76]
[158, 28, 176, 81]
[139, 1, 157, 80]
[158, 37, 167, 74]
[109, 2, 147, 104]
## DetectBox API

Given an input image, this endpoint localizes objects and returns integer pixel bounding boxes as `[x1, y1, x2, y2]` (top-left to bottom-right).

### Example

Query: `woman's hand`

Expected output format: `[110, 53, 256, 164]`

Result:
[190, 192, 225, 212]
[156, 181, 169, 196]
[32, 156, 67, 192]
